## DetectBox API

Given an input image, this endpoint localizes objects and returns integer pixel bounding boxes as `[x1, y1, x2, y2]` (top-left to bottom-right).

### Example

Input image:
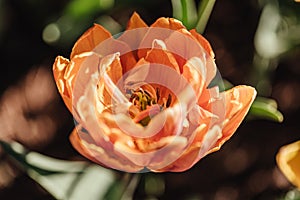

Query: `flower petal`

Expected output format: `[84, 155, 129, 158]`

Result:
[70, 127, 144, 172]
[147, 136, 188, 171]
[190, 29, 214, 58]
[277, 140, 300, 189]
[122, 58, 150, 91]
[52, 56, 72, 111]
[70, 127, 106, 165]
[145, 44, 180, 73]
[126, 12, 148, 29]
[70, 24, 111, 59]
[102, 103, 188, 168]
[97, 53, 124, 107]
[210, 86, 257, 152]
[156, 125, 222, 172]
[182, 57, 207, 100]
[145, 103, 186, 140]
[92, 37, 136, 73]
[223, 86, 257, 136]
[165, 29, 217, 84]
[151, 17, 185, 30]
[118, 13, 148, 62]
[137, 17, 185, 59]
[70, 23, 136, 73]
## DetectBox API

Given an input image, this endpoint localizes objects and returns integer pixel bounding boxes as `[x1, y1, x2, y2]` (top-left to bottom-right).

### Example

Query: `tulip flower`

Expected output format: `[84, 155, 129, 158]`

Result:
[277, 140, 300, 188]
[53, 12, 256, 172]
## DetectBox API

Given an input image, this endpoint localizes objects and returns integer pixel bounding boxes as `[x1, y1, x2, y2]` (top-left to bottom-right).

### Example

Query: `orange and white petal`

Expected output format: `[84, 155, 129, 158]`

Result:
[126, 12, 148, 29]
[147, 135, 188, 171]
[165, 29, 217, 84]
[70, 127, 144, 172]
[119, 12, 148, 50]
[145, 103, 186, 140]
[97, 54, 124, 108]
[122, 58, 151, 91]
[164, 29, 202, 68]
[182, 57, 207, 100]
[70, 128, 107, 165]
[70, 24, 111, 59]
[73, 55, 132, 143]
[155, 124, 222, 172]
[210, 86, 256, 153]
[145, 46, 180, 73]
[190, 29, 215, 58]
[54, 52, 114, 117]
[138, 18, 185, 59]
[222, 86, 257, 137]
[277, 140, 300, 189]
[52, 56, 73, 111]
[151, 17, 186, 30]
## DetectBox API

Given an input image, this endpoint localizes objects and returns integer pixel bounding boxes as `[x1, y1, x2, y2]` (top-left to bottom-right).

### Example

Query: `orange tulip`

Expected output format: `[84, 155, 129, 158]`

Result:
[53, 12, 257, 172]
[277, 140, 300, 188]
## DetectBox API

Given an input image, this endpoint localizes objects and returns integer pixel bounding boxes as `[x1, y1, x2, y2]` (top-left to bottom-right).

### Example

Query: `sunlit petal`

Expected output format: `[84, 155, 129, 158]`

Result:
[70, 24, 111, 59]
[190, 29, 215, 58]
[277, 140, 300, 189]
[210, 86, 257, 152]
[53, 56, 72, 111]
[70, 128, 144, 172]
[151, 17, 185, 30]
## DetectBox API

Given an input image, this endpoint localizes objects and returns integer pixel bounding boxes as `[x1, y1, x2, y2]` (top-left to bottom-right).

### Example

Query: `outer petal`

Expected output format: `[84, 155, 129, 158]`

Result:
[277, 140, 300, 189]
[210, 86, 257, 152]
[70, 24, 111, 59]
[182, 57, 207, 101]
[190, 29, 215, 58]
[70, 128, 105, 165]
[55, 52, 103, 117]
[126, 12, 148, 30]
[118, 12, 148, 62]
[151, 17, 186, 30]
[70, 127, 144, 172]
[160, 86, 256, 172]
[137, 17, 186, 59]
[155, 124, 222, 172]
[52, 56, 77, 112]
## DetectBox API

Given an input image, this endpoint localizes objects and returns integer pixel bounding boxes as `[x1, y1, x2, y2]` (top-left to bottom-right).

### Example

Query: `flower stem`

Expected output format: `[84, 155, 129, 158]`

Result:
[120, 173, 141, 200]
[196, 0, 216, 34]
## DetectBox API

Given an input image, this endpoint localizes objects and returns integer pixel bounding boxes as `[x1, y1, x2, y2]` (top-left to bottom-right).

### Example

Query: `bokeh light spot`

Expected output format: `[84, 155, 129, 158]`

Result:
[43, 23, 61, 44]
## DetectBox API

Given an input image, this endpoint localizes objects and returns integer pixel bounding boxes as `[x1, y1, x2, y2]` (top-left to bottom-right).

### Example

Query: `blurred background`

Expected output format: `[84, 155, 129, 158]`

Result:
[0, 0, 300, 199]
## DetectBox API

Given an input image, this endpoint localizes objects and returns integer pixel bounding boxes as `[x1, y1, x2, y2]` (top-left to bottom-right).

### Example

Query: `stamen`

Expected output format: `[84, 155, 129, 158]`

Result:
[156, 87, 160, 101]
[166, 94, 172, 108]
[128, 86, 173, 125]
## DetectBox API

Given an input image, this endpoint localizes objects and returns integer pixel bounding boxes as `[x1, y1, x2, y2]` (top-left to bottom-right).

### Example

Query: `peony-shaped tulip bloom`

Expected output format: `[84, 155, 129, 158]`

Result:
[277, 140, 300, 188]
[53, 12, 256, 172]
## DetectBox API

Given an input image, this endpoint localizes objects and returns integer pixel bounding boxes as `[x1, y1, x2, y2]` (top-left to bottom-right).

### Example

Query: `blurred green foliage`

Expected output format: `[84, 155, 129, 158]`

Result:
[0, 141, 118, 200]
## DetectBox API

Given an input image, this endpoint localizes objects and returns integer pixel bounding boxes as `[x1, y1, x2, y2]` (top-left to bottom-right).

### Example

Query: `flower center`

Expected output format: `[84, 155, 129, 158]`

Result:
[127, 85, 172, 126]
[130, 88, 157, 111]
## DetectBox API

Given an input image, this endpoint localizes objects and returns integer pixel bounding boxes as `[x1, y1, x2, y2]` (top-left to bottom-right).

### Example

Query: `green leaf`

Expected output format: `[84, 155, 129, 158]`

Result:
[171, 0, 198, 29]
[249, 97, 284, 122]
[0, 141, 117, 200]
[65, 0, 114, 19]
[196, 0, 216, 33]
